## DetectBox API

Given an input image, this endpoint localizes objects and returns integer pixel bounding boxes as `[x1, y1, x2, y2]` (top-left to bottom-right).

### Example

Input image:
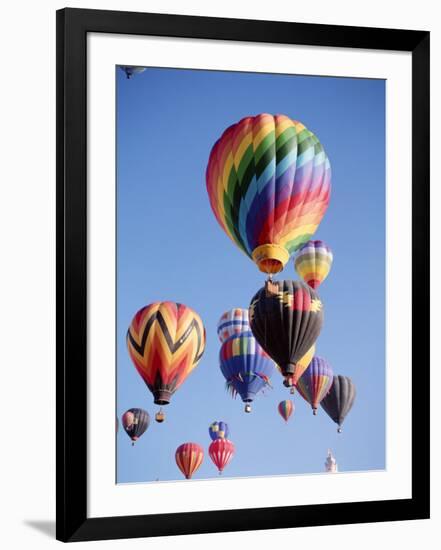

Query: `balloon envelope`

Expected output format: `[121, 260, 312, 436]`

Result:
[121, 408, 150, 442]
[294, 240, 333, 289]
[217, 308, 250, 343]
[209, 439, 235, 473]
[219, 331, 274, 406]
[280, 344, 315, 388]
[175, 442, 204, 479]
[297, 357, 334, 413]
[206, 114, 331, 274]
[278, 400, 294, 422]
[127, 301, 206, 405]
[209, 421, 230, 441]
[249, 280, 324, 377]
[321, 375, 356, 431]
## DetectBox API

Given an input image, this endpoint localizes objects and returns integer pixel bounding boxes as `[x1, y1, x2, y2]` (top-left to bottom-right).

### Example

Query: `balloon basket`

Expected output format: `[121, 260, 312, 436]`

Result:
[244, 403, 252, 413]
[313, 408, 317, 416]
[155, 408, 165, 423]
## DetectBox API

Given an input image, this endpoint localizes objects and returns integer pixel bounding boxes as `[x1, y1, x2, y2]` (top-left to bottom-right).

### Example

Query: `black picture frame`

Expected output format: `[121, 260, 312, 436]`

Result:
[56, 7, 430, 543]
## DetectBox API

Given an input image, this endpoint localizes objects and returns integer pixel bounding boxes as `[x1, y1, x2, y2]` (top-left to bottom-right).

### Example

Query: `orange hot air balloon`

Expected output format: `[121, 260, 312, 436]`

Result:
[127, 302, 206, 420]
[175, 443, 204, 479]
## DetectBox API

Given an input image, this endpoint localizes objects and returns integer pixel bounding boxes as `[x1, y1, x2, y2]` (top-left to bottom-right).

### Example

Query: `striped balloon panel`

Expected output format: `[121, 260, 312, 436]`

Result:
[127, 302, 206, 404]
[217, 308, 250, 343]
[209, 439, 235, 473]
[206, 114, 331, 259]
[175, 442, 204, 479]
[219, 332, 275, 402]
[297, 356, 334, 410]
[209, 421, 230, 441]
[294, 240, 333, 288]
[220, 331, 270, 361]
[278, 400, 294, 421]
[121, 408, 150, 441]
[321, 375, 356, 427]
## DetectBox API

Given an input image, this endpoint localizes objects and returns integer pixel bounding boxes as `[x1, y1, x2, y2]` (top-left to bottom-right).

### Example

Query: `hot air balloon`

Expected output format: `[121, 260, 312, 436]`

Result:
[209, 421, 229, 441]
[209, 439, 235, 474]
[121, 408, 150, 445]
[249, 280, 324, 381]
[280, 344, 315, 393]
[206, 114, 331, 275]
[119, 66, 146, 79]
[294, 240, 333, 289]
[278, 400, 294, 422]
[219, 331, 274, 413]
[321, 375, 356, 432]
[217, 308, 250, 343]
[175, 443, 204, 480]
[127, 302, 206, 421]
[297, 357, 334, 414]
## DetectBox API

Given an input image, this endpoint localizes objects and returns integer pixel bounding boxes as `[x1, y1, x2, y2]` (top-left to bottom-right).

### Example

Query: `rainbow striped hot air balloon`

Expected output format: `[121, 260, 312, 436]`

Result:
[206, 114, 331, 275]
[127, 302, 206, 421]
[297, 356, 334, 415]
[278, 400, 294, 422]
[294, 240, 333, 289]
[217, 308, 250, 343]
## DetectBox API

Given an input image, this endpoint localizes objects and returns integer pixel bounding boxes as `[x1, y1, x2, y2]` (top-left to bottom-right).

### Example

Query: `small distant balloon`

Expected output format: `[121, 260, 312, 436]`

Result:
[278, 400, 294, 422]
[294, 240, 333, 289]
[121, 408, 150, 445]
[321, 375, 356, 432]
[209, 421, 229, 441]
[175, 443, 204, 480]
[297, 357, 334, 414]
[119, 66, 146, 79]
[209, 439, 235, 474]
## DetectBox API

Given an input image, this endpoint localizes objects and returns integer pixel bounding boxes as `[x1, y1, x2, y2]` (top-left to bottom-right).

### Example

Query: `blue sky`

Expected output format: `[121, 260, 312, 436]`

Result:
[116, 67, 385, 483]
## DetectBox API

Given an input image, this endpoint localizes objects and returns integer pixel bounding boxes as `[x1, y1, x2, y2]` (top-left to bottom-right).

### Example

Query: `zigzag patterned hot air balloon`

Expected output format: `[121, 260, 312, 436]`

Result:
[206, 114, 331, 274]
[219, 331, 275, 413]
[297, 356, 334, 415]
[249, 280, 324, 380]
[217, 308, 250, 343]
[121, 408, 150, 446]
[321, 375, 356, 432]
[294, 240, 333, 289]
[209, 421, 229, 441]
[209, 439, 235, 474]
[278, 400, 294, 422]
[175, 442, 204, 480]
[127, 302, 206, 420]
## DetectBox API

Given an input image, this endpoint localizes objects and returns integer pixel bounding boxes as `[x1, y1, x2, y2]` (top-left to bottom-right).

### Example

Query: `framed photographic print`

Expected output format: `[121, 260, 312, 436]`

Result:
[56, 8, 430, 542]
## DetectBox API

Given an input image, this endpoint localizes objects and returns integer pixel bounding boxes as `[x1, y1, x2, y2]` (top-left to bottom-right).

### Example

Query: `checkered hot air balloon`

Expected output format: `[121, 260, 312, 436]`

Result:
[206, 114, 331, 275]
[127, 302, 206, 421]
[294, 240, 333, 289]
[209, 421, 229, 441]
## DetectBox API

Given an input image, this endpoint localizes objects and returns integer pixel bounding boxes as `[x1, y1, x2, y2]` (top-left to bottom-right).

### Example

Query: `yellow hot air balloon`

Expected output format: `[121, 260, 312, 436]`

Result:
[294, 240, 333, 289]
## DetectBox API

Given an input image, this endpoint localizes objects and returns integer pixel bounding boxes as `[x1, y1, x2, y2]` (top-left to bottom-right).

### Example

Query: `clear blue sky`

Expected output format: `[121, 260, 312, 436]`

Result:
[116, 66, 385, 484]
